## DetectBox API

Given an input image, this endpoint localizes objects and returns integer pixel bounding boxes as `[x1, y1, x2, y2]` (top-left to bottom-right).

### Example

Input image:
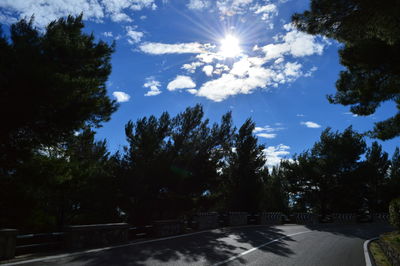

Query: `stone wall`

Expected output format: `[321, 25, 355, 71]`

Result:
[65, 223, 129, 250]
[0, 229, 18, 260]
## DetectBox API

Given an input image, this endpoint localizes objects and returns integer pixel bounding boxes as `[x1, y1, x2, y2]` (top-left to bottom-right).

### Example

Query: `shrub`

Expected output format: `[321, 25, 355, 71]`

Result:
[389, 198, 400, 230]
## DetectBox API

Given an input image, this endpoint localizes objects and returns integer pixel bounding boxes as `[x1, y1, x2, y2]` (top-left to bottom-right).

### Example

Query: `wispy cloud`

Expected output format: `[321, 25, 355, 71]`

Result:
[300, 121, 321, 128]
[143, 77, 162, 96]
[254, 124, 285, 139]
[257, 133, 277, 139]
[343, 112, 358, 117]
[112, 91, 130, 102]
[139, 42, 212, 54]
[254, 125, 285, 133]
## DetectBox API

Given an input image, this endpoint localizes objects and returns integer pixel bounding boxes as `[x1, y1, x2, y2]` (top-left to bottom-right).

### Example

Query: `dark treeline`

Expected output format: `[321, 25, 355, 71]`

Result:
[0, 104, 286, 231]
[1, 104, 400, 232]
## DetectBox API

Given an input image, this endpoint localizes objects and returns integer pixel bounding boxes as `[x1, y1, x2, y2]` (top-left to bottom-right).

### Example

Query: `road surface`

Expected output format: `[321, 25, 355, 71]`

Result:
[3, 223, 392, 266]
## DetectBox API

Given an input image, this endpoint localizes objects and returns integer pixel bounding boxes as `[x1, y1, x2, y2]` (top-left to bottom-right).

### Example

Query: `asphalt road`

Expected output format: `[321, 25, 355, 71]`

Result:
[4, 223, 393, 266]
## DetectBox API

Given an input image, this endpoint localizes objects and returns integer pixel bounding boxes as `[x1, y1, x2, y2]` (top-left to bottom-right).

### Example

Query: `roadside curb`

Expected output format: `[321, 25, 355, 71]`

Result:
[364, 237, 378, 266]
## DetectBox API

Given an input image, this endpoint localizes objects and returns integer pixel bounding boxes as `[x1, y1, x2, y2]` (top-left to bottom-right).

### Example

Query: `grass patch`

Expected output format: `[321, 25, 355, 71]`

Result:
[380, 231, 400, 251]
[369, 241, 391, 266]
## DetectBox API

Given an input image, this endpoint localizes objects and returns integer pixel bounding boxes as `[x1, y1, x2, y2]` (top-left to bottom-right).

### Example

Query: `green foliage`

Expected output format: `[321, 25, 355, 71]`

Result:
[0, 15, 117, 172]
[293, 0, 400, 140]
[263, 166, 289, 212]
[0, 129, 120, 231]
[120, 105, 237, 223]
[222, 118, 267, 212]
[281, 127, 366, 214]
[362, 142, 390, 212]
[389, 198, 400, 230]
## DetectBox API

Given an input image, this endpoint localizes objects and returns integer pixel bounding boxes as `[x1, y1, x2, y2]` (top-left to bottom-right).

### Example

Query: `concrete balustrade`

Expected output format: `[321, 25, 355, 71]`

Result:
[260, 212, 282, 225]
[195, 212, 219, 230]
[332, 213, 356, 224]
[228, 212, 248, 226]
[0, 229, 18, 260]
[372, 213, 389, 223]
[294, 213, 318, 225]
[153, 220, 183, 237]
[65, 223, 129, 250]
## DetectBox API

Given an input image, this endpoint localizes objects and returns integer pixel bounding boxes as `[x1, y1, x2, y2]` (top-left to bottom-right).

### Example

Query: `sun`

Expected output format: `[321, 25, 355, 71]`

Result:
[219, 34, 242, 58]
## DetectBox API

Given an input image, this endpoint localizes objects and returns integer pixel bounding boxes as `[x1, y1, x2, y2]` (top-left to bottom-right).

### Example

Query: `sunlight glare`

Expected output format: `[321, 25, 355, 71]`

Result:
[219, 34, 242, 58]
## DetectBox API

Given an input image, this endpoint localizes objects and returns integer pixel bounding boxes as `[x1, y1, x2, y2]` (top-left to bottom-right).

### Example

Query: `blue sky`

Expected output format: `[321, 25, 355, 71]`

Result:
[1, 0, 398, 167]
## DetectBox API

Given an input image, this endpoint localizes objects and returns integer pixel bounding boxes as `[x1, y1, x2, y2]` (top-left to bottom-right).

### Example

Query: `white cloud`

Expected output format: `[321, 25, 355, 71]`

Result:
[296, 114, 305, 117]
[187, 0, 210, 10]
[257, 133, 277, 139]
[143, 77, 161, 96]
[254, 124, 284, 139]
[284, 62, 302, 77]
[126, 26, 144, 44]
[254, 125, 285, 133]
[263, 144, 291, 169]
[254, 4, 277, 15]
[202, 65, 214, 76]
[216, 0, 254, 16]
[167, 75, 196, 91]
[300, 121, 321, 128]
[112, 91, 130, 102]
[182, 62, 204, 73]
[139, 42, 209, 54]
[187, 88, 198, 94]
[0, 0, 157, 27]
[102, 31, 113, 37]
[260, 23, 325, 61]
[254, 3, 278, 22]
[196, 55, 307, 102]
[304, 66, 318, 77]
[213, 63, 230, 75]
[343, 112, 358, 117]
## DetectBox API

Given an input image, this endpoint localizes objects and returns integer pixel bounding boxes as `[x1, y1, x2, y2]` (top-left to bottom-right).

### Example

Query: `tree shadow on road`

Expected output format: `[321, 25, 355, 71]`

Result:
[65, 225, 296, 265]
[304, 223, 394, 240]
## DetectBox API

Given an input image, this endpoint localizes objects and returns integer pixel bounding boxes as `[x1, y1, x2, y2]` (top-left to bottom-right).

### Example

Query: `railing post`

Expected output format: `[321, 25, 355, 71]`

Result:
[0, 229, 18, 260]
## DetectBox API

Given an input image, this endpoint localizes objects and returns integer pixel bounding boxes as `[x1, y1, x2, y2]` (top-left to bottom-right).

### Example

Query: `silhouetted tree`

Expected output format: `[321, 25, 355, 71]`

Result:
[293, 0, 400, 139]
[362, 142, 390, 213]
[385, 148, 400, 207]
[0, 15, 117, 173]
[121, 112, 171, 224]
[0, 129, 119, 231]
[223, 119, 267, 212]
[282, 127, 366, 214]
[263, 166, 289, 212]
